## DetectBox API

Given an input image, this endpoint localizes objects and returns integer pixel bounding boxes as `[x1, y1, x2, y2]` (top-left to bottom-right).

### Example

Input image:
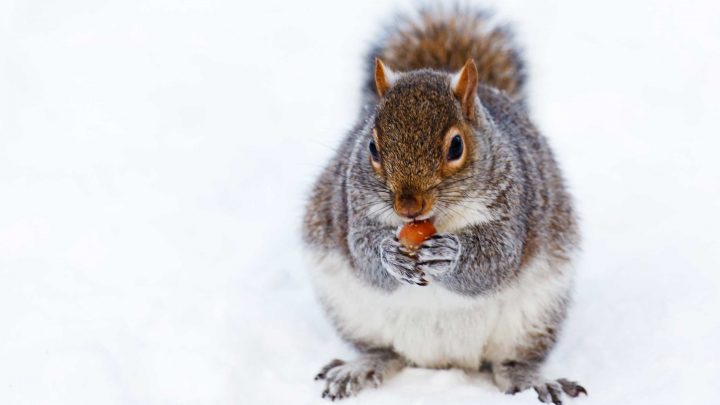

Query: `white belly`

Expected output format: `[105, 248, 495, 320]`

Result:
[306, 249, 572, 370]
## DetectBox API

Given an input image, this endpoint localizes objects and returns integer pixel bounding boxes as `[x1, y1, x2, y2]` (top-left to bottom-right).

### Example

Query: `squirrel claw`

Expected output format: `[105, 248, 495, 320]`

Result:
[530, 379, 586, 404]
[315, 359, 345, 381]
[557, 378, 587, 397]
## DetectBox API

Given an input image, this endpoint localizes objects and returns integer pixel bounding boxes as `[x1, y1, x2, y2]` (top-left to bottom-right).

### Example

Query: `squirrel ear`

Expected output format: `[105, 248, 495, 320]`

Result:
[374, 58, 396, 97]
[452, 59, 479, 119]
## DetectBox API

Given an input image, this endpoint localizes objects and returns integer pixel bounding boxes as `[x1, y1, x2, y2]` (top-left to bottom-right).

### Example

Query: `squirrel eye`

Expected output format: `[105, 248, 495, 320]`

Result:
[369, 140, 380, 162]
[447, 135, 463, 161]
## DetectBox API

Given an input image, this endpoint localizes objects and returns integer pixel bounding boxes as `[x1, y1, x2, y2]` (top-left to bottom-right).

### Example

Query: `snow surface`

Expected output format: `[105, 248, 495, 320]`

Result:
[1, 0, 719, 404]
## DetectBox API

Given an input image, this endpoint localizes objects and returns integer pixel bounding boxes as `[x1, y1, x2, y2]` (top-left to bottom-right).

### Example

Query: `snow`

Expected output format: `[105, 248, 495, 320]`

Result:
[1, 0, 719, 404]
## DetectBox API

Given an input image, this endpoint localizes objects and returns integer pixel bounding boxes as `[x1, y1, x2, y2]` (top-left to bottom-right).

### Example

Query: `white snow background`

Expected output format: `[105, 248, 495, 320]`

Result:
[1, 0, 719, 404]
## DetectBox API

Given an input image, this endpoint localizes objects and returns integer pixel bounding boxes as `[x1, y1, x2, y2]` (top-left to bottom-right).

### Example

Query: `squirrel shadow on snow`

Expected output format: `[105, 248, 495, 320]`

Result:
[303, 6, 587, 405]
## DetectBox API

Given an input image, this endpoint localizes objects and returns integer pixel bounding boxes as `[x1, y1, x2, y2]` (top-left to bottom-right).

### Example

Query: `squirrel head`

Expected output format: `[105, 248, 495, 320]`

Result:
[368, 58, 489, 224]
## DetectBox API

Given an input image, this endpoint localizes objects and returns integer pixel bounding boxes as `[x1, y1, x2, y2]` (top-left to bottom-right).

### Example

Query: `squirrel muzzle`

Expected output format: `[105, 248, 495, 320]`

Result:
[393, 192, 433, 220]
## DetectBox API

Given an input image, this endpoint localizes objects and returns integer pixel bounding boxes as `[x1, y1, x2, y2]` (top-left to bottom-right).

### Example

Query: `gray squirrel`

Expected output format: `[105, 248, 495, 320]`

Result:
[302, 8, 586, 404]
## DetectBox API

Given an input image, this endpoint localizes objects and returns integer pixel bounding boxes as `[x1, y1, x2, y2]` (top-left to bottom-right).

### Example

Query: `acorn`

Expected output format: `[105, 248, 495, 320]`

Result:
[398, 220, 437, 250]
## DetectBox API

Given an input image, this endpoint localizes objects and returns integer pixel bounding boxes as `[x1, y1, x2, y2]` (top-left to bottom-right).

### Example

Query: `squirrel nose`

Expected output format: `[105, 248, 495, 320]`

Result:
[394, 194, 425, 219]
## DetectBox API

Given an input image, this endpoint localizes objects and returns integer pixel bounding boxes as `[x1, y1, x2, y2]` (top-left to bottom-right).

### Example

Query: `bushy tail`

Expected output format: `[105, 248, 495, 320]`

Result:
[366, 7, 526, 101]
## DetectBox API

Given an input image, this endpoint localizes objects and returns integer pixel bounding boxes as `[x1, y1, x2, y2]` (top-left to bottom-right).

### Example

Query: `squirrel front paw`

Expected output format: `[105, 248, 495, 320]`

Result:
[416, 233, 461, 278]
[379, 237, 428, 286]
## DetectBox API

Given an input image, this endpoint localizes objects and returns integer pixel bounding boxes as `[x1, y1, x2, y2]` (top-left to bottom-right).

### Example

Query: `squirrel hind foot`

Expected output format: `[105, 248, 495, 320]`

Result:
[315, 351, 405, 400]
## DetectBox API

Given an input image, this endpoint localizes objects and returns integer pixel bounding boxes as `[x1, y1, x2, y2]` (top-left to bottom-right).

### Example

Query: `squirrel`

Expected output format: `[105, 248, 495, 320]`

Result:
[303, 7, 586, 404]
